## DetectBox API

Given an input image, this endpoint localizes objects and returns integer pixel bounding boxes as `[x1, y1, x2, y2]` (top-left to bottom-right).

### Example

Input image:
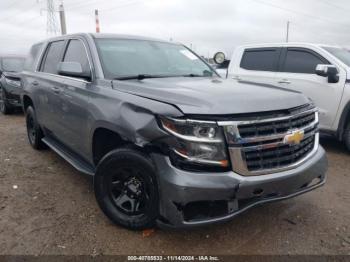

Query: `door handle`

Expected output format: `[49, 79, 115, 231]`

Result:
[232, 76, 242, 81]
[52, 87, 61, 94]
[32, 81, 39, 86]
[278, 79, 291, 84]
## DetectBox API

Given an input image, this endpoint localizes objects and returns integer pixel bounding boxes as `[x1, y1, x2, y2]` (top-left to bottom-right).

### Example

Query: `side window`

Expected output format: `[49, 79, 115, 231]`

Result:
[283, 49, 329, 74]
[40, 41, 65, 74]
[63, 39, 90, 73]
[24, 43, 43, 71]
[240, 48, 279, 71]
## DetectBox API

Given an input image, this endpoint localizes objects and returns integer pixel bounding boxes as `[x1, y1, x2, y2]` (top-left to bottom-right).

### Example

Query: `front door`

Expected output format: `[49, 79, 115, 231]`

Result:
[275, 47, 345, 130]
[228, 47, 281, 86]
[55, 38, 93, 158]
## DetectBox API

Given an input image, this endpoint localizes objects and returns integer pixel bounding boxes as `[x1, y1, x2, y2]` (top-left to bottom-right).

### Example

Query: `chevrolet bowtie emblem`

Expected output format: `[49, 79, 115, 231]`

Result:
[283, 130, 305, 145]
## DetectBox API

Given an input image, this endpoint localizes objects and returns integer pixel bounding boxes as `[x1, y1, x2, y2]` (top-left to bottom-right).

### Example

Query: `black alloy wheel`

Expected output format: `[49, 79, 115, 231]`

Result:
[94, 147, 159, 230]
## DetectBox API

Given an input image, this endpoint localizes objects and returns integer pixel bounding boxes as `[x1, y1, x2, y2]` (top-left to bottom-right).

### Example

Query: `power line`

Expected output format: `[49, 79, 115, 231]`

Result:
[64, 0, 99, 10]
[318, 0, 350, 13]
[99, 0, 143, 13]
[250, 0, 350, 31]
[67, 0, 141, 12]
[0, 0, 25, 10]
[0, 0, 38, 23]
[285, 20, 339, 45]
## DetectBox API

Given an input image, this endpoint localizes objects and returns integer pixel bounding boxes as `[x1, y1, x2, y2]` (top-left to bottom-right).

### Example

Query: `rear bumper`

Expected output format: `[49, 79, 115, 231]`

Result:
[152, 146, 327, 229]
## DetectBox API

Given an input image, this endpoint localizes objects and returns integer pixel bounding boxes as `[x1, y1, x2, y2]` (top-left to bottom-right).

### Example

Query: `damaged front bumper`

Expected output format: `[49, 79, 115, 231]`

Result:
[152, 146, 327, 229]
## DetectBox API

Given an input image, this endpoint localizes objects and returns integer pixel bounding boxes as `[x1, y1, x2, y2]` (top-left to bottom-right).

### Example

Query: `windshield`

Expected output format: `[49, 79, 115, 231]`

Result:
[95, 38, 215, 79]
[1, 57, 25, 72]
[323, 47, 350, 67]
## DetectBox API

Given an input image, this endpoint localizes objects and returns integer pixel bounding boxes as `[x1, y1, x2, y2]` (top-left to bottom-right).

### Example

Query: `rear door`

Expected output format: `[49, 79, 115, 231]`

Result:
[36, 40, 66, 135]
[276, 47, 344, 129]
[228, 47, 281, 85]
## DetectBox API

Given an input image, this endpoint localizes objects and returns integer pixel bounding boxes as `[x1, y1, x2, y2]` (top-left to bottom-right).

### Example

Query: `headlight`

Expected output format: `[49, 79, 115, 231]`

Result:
[5, 78, 21, 88]
[159, 116, 229, 169]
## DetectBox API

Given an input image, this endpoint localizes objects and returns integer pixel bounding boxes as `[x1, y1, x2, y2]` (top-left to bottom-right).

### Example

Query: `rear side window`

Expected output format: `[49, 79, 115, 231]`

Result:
[282, 49, 329, 74]
[24, 43, 43, 71]
[240, 48, 279, 71]
[40, 40, 65, 74]
[63, 39, 90, 72]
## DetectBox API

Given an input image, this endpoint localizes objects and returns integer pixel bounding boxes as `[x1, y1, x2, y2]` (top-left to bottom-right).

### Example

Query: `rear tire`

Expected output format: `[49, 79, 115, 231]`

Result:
[94, 147, 159, 230]
[0, 88, 13, 115]
[26, 106, 46, 150]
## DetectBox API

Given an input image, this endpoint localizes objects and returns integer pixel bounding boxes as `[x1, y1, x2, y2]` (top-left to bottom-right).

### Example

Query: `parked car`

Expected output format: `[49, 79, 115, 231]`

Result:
[22, 34, 327, 230]
[0, 55, 25, 114]
[214, 43, 350, 152]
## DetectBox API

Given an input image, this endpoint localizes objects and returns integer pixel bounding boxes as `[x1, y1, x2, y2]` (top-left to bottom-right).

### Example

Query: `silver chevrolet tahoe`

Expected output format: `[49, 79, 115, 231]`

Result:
[21, 33, 327, 230]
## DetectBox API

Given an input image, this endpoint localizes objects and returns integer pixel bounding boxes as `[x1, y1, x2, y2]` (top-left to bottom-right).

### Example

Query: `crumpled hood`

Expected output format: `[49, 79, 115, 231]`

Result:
[112, 77, 310, 115]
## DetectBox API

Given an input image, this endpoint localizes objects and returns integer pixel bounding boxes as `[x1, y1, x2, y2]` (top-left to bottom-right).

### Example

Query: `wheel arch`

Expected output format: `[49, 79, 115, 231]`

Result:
[22, 94, 34, 112]
[337, 100, 350, 140]
[91, 123, 154, 166]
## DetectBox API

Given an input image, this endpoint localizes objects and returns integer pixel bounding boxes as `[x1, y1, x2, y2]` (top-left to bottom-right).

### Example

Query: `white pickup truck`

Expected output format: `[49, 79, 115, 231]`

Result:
[214, 43, 350, 151]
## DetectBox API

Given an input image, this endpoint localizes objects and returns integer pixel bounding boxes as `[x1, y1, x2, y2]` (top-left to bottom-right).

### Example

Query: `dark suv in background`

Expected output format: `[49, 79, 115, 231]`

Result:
[0, 55, 25, 114]
[21, 33, 327, 230]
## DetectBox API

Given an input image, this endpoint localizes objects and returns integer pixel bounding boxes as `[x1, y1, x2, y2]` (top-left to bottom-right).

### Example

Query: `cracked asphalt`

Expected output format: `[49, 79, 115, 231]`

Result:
[0, 113, 349, 255]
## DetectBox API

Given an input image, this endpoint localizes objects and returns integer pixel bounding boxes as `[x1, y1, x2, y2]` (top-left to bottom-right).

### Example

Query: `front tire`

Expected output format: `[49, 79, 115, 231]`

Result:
[26, 106, 46, 150]
[94, 147, 159, 230]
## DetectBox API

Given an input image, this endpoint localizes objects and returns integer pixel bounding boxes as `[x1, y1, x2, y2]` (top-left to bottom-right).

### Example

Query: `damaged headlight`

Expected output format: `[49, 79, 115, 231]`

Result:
[159, 116, 229, 169]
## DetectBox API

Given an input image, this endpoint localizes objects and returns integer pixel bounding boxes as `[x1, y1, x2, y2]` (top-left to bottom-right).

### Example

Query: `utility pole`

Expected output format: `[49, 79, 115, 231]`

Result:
[95, 9, 100, 33]
[59, 2, 67, 35]
[286, 21, 290, 42]
[46, 0, 60, 36]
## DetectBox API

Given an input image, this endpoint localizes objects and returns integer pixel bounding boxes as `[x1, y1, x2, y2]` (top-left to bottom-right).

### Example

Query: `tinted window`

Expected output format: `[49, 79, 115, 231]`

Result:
[240, 49, 279, 71]
[41, 41, 65, 74]
[283, 49, 328, 74]
[63, 39, 90, 72]
[24, 43, 43, 71]
[1, 57, 25, 72]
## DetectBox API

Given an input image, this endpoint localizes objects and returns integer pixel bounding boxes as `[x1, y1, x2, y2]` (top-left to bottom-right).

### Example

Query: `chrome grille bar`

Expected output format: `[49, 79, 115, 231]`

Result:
[219, 109, 319, 176]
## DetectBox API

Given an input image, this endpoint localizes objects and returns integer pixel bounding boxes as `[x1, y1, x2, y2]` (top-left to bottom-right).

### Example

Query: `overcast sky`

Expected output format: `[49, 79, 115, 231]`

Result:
[1, 0, 350, 57]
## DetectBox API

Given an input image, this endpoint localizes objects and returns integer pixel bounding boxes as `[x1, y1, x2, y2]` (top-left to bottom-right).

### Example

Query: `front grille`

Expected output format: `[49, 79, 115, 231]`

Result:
[238, 111, 316, 138]
[245, 135, 315, 171]
[219, 105, 319, 176]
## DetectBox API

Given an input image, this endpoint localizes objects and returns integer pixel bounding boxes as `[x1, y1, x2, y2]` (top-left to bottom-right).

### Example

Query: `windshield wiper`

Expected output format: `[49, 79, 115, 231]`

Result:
[182, 73, 203, 77]
[182, 70, 214, 78]
[114, 74, 175, 81]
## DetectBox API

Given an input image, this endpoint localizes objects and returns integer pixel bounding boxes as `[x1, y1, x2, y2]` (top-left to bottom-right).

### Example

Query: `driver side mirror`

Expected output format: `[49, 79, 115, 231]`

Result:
[315, 64, 339, 83]
[58, 62, 91, 81]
